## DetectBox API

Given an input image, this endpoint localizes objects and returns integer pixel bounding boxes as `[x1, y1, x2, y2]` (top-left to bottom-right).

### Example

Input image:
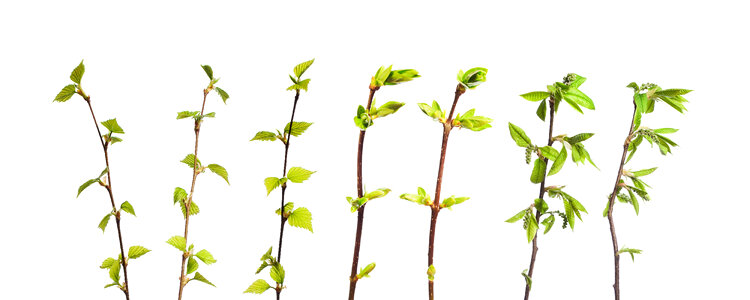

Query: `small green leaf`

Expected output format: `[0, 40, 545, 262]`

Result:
[427, 264, 436, 281]
[541, 215, 555, 234]
[522, 269, 532, 288]
[70, 60, 85, 84]
[562, 86, 595, 110]
[120, 201, 136, 216]
[104, 282, 120, 289]
[539, 146, 558, 161]
[101, 118, 125, 134]
[547, 146, 567, 176]
[206, 164, 229, 184]
[567, 133, 594, 144]
[270, 264, 285, 284]
[618, 247, 643, 262]
[364, 188, 391, 200]
[77, 178, 99, 197]
[653, 128, 678, 134]
[374, 101, 405, 118]
[100, 257, 117, 269]
[634, 93, 649, 113]
[631, 167, 657, 177]
[192, 272, 216, 287]
[288, 207, 313, 233]
[109, 259, 121, 282]
[520, 91, 549, 102]
[166, 236, 187, 252]
[195, 249, 217, 264]
[385, 69, 420, 85]
[506, 209, 527, 223]
[244, 279, 272, 294]
[287, 167, 315, 183]
[214, 87, 229, 104]
[187, 256, 199, 274]
[173, 187, 187, 204]
[98, 213, 112, 232]
[293, 58, 315, 78]
[458, 67, 488, 89]
[54, 84, 77, 102]
[655, 89, 691, 97]
[568, 73, 586, 89]
[508, 123, 532, 148]
[177, 111, 200, 119]
[128, 246, 151, 259]
[181, 154, 201, 168]
[264, 177, 283, 196]
[536, 100, 547, 121]
[526, 212, 538, 243]
[563, 199, 575, 230]
[284, 121, 313, 137]
[530, 158, 546, 183]
[201, 65, 214, 80]
[357, 262, 376, 279]
[251, 131, 278, 142]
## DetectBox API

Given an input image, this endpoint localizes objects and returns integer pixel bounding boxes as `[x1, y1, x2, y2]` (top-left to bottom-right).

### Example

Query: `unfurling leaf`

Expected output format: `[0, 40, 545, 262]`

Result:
[100, 257, 118, 269]
[526, 212, 538, 243]
[457, 67, 488, 89]
[547, 146, 567, 176]
[522, 269, 532, 288]
[270, 264, 285, 284]
[364, 188, 391, 200]
[109, 259, 121, 282]
[506, 209, 527, 223]
[101, 118, 125, 134]
[187, 256, 199, 274]
[536, 100, 547, 121]
[173, 187, 187, 204]
[54, 84, 77, 102]
[244, 279, 272, 294]
[206, 164, 229, 184]
[357, 262, 376, 279]
[373, 101, 405, 119]
[385, 69, 420, 85]
[287, 167, 315, 183]
[288, 207, 313, 233]
[128, 246, 151, 259]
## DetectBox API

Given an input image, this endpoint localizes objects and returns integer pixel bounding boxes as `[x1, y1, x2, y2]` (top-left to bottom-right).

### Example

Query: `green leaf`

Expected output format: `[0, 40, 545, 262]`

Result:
[458, 67, 488, 89]
[520, 91, 549, 102]
[120, 201, 136, 216]
[244, 279, 272, 294]
[653, 128, 678, 134]
[655, 89, 691, 97]
[427, 264, 436, 281]
[634, 93, 649, 113]
[270, 264, 285, 284]
[276, 202, 295, 216]
[530, 158, 546, 183]
[508, 123, 532, 147]
[536, 100, 547, 121]
[195, 249, 217, 264]
[264, 177, 283, 196]
[101, 118, 125, 134]
[100, 257, 117, 269]
[201, 65, 214, 80]
[364, 188, 391, 200]
[128, 246, 151, 259]
[77, 178, 99, 197]
[522, 269, 532, 288]
[568, 73, 586, 89]
[526, 212, 538, 243]
[547, 146, 567, 176]
[104, 282, 120, 289]
[541, 215, 555, 234]
[357, 262, 376, 279]
[251, 131, 278, 142]
[628, 188, 639, 215]
[457, 109, 493, 131]
[288, 207, 313, 233]
[284, 121, 313, 137]
[109, 259, 121, 282]
[385, 69, 420, 85]
[166, 235, 187, 252]
[567, 133, 594, 144]
[371, 65, 392, 87]
[192, 272, 216, 287]
[98, 213, 112, 232]
[70, 60, 85, 84]
[618, 247, 643, 262]
[631, 167, 657, 177]
[54, 84, 77, 102]
[562, 86, 595, 110]
[293, 59, 315, 78]
[506, 209, 527, 223]
[214, 87, 229, 104]
[539, 146, 559, 161]
[181, 154, 201, 168]
[176, 111, 200, 120]
[173, 187, 187, 204]
[202, 112, 216, 118]
[374, 101, 405, 118]
[187, 256, 199, 274]
[287, 167, 315, 183]
[206, 164, 229, 184]
[563, 199, 575, 230]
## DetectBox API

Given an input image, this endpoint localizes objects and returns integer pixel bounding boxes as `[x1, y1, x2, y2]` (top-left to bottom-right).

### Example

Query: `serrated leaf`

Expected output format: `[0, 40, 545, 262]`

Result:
[98, 213, 112, 232]
[214, 87, 229, 104]
[264, 177, 282, 196]
[251, 131, 278, 142]
[101, 118, 125, 134]
[536, 100, 547, 121]
[195, 249, 217, 264]
[100, 257, 117, 269]
[206, 164, 229, 184]
[244, 279, 272, 294]
[176, 111, 199, 119]
[287, 167, 315, 183]
[120, 201, 136, 216]
[270, 264, 285, 284]
[547, 146, 567, 176]
[201, 65, 214, 80]
[508, 123, 532, 147]
[166, 236, 187, 252]
[181, 154, 201, 168]
[655, 89, 691, 97]
[520, 91, 549, 102]
[192, 272, 216, 287]
[70, 60, 85, 84]
[284, 121, 313, 137]
[54, 84, 77, 102]
[174, 187, 187, 204]
[530, 158, 546, 183]
[526, 212, 538, 243]
[563, 199, 575, 230]
[567, 133, 594, 144]
[109, 259, 121, 282]
[128, 246, 150, 259]
[293, 59, 315, 78]
[506, 209, 527, 223]
[187, 256, 199, 274]
[78, 178, 99, 197]
[288, 207, 313, 233]
[618, 247, 643, 262]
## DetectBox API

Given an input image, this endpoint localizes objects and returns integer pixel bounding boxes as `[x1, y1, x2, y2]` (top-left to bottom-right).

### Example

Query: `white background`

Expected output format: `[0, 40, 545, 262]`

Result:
[1, 1, 747, 299]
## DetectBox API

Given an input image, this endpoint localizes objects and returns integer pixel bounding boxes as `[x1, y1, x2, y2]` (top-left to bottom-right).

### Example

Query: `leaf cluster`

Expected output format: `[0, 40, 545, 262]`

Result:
[287, 59, 315, 91]
[201, 64, 230, 103]
[275, 202, 314, 233]
[100, 245, 150, 290]
[179, 153, 230, 184]
[520, 73, 594, 119]
[251, 121, 313, 144]
[53, 60, 88, 102]
[369, 65, 420, 89]
[263, 166, 315, 195]
[245, 247, 285, 294]
[166, 236, 217, 287]
[604, 167, 657, 216]
[353, 99, 406, 130]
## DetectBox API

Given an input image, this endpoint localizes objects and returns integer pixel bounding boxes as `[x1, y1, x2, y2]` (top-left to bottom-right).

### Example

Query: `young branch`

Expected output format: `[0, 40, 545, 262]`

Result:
[606, 101, 638, 300]
[85, 98, 131, 300]
[427, 84, 464, 300]
[348, 87, 378, 300]
[177, 89, 209, 300]
[523, 98, 555, 300]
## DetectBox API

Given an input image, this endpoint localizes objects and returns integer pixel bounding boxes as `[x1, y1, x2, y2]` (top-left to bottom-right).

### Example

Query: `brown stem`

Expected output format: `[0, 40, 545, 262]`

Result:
[177, 89, 209, 300]
[348, 87, 377, 300]
[606, 101, 638, 300]
[85, 98, 130, 300]
[427, 85, 464, 300]
[523, 98, 556, 300]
